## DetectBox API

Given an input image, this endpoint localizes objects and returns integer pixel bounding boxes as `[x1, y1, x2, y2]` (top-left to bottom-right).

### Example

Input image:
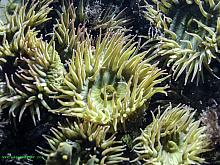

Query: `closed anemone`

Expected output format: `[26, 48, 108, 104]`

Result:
[142, 0, 220, 84]
[0, 28, 65, 125]
[133, 104, 211, 165]
[51, 30, 169, 131]
[37, 120, 129, 164]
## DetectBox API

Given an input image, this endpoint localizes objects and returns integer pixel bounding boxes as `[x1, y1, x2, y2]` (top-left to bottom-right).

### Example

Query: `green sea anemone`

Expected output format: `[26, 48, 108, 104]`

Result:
[37, 120, 129, 164]
[51, 30, 169, 131]
[142, 0, 220, 84]
[0, 0, 52, 39]
[133, 104, 211, 165]
[0, 28, 65, 125]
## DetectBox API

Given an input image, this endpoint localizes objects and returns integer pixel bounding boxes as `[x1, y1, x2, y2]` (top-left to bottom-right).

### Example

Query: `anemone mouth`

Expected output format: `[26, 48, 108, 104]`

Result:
[100, 85, 116, 100]
[49, 139, 104, 163]
[160, 132, 181, 153]
[81, 70, 127, 111]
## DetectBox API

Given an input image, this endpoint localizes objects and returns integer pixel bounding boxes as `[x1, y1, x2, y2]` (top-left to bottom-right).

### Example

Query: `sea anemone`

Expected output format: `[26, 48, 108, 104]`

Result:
[37, 119, 129, 164]
[133, 104, 211, 165]
[142, 0, 220, 84]
[0, 28, 65, 125]
[0, 0, 52, 39]
[51, 30, 169, 131]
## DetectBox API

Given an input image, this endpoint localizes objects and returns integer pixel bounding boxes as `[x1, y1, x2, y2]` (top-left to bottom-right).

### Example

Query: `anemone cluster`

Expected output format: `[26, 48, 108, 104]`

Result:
[0, 0, 216, 164]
